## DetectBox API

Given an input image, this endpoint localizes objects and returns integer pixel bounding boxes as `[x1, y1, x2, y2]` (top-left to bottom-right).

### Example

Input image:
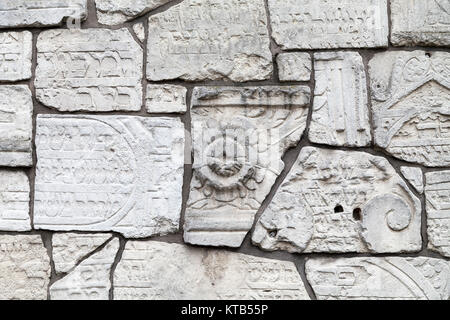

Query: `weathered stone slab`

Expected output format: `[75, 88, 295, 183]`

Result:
[425, 171, 450, 257]
[370, 51, 450, 167]
[35, 29, 143, 112]
[147, 0, 273, 82]
[277, 53, 311, 82]
[34, 115, 185, 238]
[184, 86, 311, 247]
[0, 0, 87, 28]
[306, 257, 450, 300]
[96, 0, 172, 25]
[133, 23, 145, 43]
[0, 170, 30, 231]
[114, 241, 310, 300]
[310, 52, 371, 147]
[0, 85, 33, 167]
[0, 235, 50, 300]
[52, 233, 113, 273]
[0, 32, 32, 82]
[267, 0, 389, 49]
[50, 238, 119, 300]
[146, 85, 187, 113]
[391, 0, 450, 47]
[252, 147, 422, 253]
[401, 167, 424, 194]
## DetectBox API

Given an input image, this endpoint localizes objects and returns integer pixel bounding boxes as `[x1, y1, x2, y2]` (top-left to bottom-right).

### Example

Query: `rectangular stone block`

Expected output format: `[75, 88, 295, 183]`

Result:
[0, 170, 30, 231]
[0, 31, 32, 82]
[277, 52, 311, 82]
[146, 84, 187, 113]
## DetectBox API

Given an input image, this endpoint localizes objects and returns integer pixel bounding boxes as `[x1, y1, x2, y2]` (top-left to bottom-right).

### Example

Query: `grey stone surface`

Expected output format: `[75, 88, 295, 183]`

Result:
[0, 31, 32, 82]
[0, 170, 30, 232]
[277, 53, 311, 82]
[146, 84, 187, 113]
[400, 167, 424, 194]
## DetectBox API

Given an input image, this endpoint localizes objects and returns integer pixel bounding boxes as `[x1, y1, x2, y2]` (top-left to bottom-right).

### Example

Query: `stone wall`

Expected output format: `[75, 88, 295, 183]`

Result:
[0, 0, 449, 300]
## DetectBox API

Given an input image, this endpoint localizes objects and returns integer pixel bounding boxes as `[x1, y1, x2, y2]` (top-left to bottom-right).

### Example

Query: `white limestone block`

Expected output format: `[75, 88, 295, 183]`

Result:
[268, 0, 389, 49]
[50, 238, 119, 300]
[132, 23, 145, 42]
[0, 235, 50, 300]
[0, 170, 30, 231]
[34, 115, 185, 238]
[146, 84, 187, 113]
[0, 31, 32, 82]
[252, 147, 422, 253]
[114, 241, 310, 300]
[370, 51, 450, 167]
[146, 0, 273, 82]
[277, 53, 311, 82]
[0, 85, 33, 167]
[310, 52, 371, 147]
[184, 86, 310, 248]
[400, 167, 424, 194]
[306, 257, 450, 300]
[35, 28, 143, 112]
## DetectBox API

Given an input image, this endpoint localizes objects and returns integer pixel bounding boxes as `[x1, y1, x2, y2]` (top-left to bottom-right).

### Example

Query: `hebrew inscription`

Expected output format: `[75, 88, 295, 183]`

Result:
[0, 170, 30, 232]
[146, 85, 187, 113]
[0, 31, 32, 82]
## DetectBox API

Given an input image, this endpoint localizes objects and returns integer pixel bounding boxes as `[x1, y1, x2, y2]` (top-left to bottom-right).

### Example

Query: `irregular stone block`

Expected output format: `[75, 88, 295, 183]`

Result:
[146, 84, 187, 113]
[114, 241, 310, 300]
[0, 0, 87, 28]
[310, 52, 371, 147]
[34, 115, 185, 238]
[0, 85, 33, 167]
[35, 29, 143, 112]
[400, 167, 424, 194]
[306, 257, 450, 300]
[52, 233, 113, 273]
[184, 86, 311, 247]
[50, 238, 119, 300]
[391, 0, 450, 47]
[147, 0, 273, 82]
[268, 0, 389, 49]
[252, 147, 422, 253]
[132, 23, 145, 43]
[0, 31, 32, 82]
[0, 170, 30, 232]
[0, 235, 50, 300]
[96, 0, 172, 25]
[425, 171, 450, 257]
[277, 53, 311, 82]
[370, 51, 450, 167]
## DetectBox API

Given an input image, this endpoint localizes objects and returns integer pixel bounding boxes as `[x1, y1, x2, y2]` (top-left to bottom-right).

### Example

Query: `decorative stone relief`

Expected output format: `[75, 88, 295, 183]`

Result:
[132, 23, 145, 43]
[370, 51, 450, 167]
[306, 257, 450, 300]
[35, 29, 143, 112]
[425, 170, 450, 258]
[252, 147, 422, 253]
[146, 0, 273, 82]
[0, 235, 50, 300]
[310, 52, 371, 147]
[0, 170, 30, 232]
[114, 241, 310, 300]
[146, 84, 187, 113]
[400, 167, 424, 194]
[0, 85, 33, 167]
[52, 233, 113, 273]
[184, 86, 311, 247]
[0, 31, 32, 82]
[267, 0, 389, 49]
[50, 238, 119, 300]
[391, 0, 450, 47]
[276, 53, 311, 82]
[33, 115, 185, 238]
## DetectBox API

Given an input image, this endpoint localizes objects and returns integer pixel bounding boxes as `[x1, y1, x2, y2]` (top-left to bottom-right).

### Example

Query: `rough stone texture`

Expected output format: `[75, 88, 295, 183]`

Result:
[0, 235, 50, 300]
[425, 171, 450, 258]
[35, 28, 143, 112]
[277, 53, 311, 82]
[146, 84, 187, 113]
[370, 51, 450, 167]
[268, 0, 389, 49]
[0, 31, 32, 82]
[0, 170, 30, 232]
[252, 147, 422, 253]
[310, 52, 371, 147]
[0, 85, 33, 167]
[50, 238, 119, 300]
[146, 0, 273, 82]
[132, 23, 145, 43]
[96, 0, 172, 25]
[184, 86, 311, 247]
[52, 233, 113, 273]
[0, 0, 87, 28]
[34, 115, 185, 238]
[400, 167, 424, 194]
[114, 241, 310, 300]
[391, 0, 450, 47]
[306, 257, 450, 300]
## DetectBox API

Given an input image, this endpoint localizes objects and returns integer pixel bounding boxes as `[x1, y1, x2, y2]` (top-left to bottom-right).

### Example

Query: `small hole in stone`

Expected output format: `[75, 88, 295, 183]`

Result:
[425, 52, 431, 58]
[269, 230, 277, 238]
[353, 208, 362, 221]
[334, 205, 344, 213]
